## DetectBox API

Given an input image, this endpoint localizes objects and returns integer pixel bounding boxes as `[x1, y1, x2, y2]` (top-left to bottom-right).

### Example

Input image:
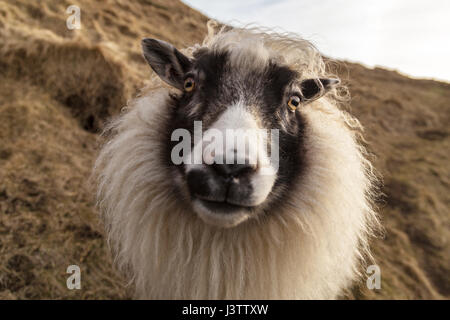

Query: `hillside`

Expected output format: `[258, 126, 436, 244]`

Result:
[0, 0, 448, 299]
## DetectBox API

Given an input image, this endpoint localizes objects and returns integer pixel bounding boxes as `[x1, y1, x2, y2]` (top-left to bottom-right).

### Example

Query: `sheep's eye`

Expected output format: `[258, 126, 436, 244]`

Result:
[184, 77, 195, 92]
[287, 95, 301, 112]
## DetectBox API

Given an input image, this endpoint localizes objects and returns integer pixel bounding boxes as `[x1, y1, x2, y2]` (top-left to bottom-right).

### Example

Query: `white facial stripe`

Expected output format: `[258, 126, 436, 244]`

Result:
[184, 101, 279, 172]
[211, 101, 258, 130]
[206, 101, 262, 166]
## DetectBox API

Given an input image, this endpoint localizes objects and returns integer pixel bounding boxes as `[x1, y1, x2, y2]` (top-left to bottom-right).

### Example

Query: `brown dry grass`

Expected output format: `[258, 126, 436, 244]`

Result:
[0, 0, 448, 299]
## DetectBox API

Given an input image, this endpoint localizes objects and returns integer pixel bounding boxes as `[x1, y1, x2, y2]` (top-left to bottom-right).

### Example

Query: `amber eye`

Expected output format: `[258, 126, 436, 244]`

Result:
[184, 77, 195, 92]
[287, 95, 301, 111]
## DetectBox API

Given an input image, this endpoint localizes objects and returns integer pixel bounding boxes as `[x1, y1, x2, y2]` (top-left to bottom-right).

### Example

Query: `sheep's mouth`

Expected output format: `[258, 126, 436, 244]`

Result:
[191, 197, 254, 228]
[196, 198, 254, 214]
[184, 165, 275, 227]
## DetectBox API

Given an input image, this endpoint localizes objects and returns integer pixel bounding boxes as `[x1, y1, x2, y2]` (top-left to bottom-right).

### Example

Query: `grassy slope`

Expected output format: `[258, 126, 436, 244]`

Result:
[0, 0, 448, 299]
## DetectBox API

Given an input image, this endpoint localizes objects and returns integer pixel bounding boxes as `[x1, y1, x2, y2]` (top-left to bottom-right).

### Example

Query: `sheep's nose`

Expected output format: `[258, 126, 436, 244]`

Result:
[211, 162, 256, 179]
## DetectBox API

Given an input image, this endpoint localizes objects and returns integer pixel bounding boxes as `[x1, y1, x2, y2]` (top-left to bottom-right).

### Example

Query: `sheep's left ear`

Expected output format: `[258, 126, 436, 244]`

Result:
[300, 78, 340, 102]
[141, 38, 192, 89]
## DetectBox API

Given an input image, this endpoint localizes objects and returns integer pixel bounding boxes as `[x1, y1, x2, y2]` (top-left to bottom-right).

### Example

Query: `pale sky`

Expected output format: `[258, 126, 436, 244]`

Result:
[183, 0, 450, 82]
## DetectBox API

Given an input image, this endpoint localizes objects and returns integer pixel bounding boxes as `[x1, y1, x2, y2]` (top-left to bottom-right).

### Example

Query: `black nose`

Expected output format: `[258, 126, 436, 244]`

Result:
[211, 162, 256, 178]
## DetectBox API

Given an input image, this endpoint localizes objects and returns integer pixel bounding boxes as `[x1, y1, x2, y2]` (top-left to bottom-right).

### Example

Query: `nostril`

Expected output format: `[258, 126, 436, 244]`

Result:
[211, 163, 228, 177]
[211, 162, 256, 178]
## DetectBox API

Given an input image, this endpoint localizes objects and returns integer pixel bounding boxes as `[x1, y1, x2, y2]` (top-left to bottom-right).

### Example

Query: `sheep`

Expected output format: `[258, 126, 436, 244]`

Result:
[94, 22, 379, 299]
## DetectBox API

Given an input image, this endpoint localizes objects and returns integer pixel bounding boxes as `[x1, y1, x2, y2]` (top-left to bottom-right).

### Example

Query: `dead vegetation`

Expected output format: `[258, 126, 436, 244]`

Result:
[0, 0, 448, 299]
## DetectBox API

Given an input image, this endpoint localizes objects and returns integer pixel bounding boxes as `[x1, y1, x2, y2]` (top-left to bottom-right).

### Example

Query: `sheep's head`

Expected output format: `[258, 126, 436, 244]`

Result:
[142, 38, 339, 228]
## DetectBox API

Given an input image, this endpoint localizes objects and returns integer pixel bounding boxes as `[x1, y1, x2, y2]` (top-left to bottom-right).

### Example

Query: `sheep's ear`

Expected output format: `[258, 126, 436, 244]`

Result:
[141, 38, 192, 89]
[300, 78, 340, 102]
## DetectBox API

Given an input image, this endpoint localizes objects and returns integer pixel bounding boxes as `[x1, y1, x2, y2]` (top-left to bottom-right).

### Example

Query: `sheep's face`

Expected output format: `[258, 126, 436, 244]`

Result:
[142, 38, 338, 228]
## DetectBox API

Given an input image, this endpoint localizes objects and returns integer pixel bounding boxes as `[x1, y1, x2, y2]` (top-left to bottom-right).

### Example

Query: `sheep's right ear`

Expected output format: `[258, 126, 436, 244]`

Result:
[141, 38, 192, 89]
[300, 78, 340, 102]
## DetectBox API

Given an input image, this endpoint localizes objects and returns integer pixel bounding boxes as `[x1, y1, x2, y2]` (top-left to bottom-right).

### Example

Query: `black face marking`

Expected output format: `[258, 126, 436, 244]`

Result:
[263, 62, 298, 110]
